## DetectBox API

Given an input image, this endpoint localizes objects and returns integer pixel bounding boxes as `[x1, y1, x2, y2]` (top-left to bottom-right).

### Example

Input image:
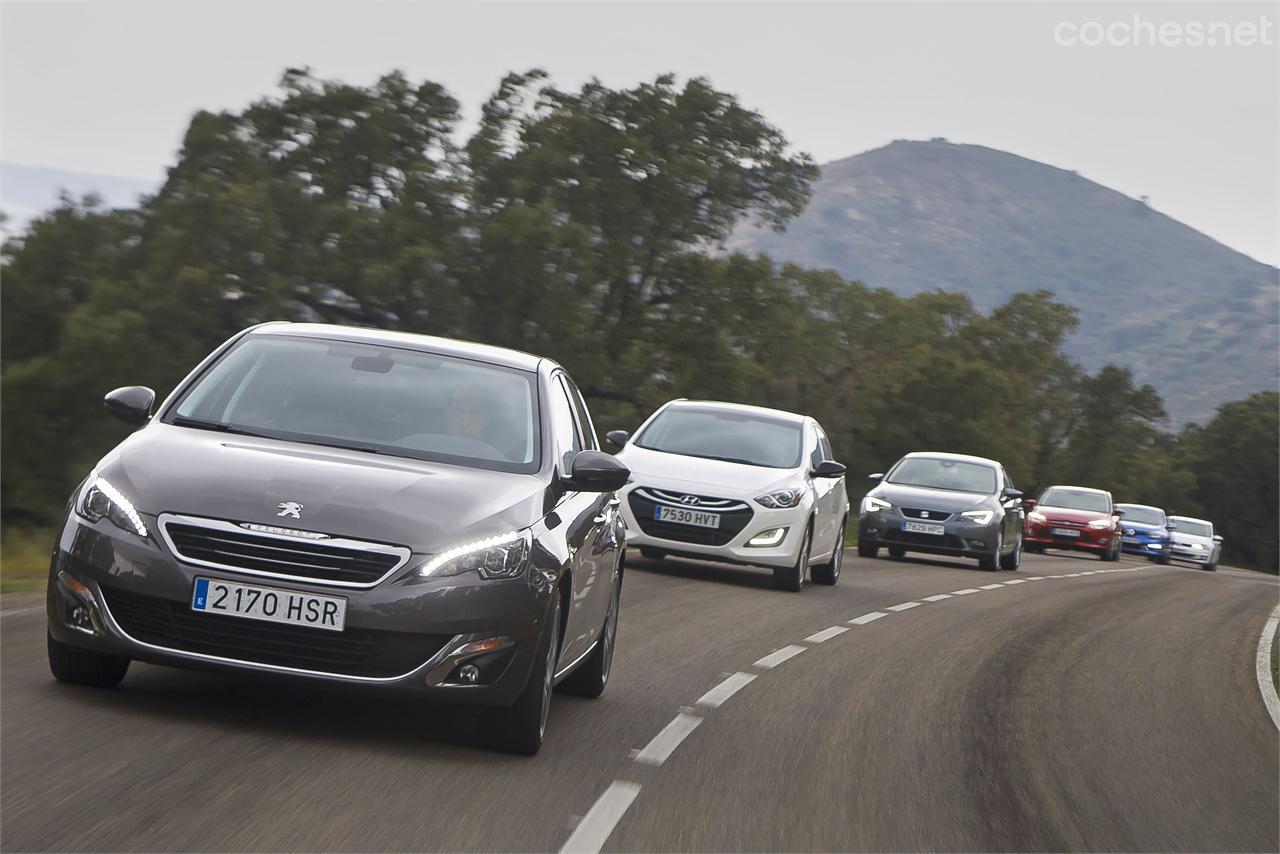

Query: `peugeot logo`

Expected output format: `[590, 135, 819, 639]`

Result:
[679, 495, 701, 506]
[276, 501, 304, 520]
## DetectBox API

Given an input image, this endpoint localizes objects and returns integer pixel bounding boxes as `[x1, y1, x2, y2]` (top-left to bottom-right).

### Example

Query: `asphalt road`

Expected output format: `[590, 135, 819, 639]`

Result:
[2, 549, 1277, 852]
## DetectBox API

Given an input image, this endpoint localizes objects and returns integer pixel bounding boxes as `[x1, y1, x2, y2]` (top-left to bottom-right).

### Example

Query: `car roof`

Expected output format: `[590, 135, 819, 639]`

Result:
[900, 451, 1000, 468]
[1116, 503, 1165, 512]
[665, 399, 808, 424]
[1169, 514, 1212, 525]
[247, 323, 550, 373]
[1042, 485, 1110, 495]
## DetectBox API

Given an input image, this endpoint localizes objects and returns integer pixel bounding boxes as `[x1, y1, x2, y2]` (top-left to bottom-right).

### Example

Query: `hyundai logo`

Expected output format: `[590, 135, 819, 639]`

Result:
[679, 495, 701, 506]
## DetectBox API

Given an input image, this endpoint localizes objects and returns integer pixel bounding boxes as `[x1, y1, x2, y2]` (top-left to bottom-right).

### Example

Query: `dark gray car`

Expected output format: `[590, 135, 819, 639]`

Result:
[856, 452, 1024, 570]
[46, 322, 630, 754]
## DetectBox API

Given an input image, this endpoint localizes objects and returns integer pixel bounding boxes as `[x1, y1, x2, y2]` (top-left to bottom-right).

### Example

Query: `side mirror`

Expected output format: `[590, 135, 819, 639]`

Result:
[1113, 508, 1125, 517]
[1002, 488, 1024, 501]
[1212, 534, 1223, 543]
[564, 450, 631, 493]
[867, 473, 883, 482]
[605, 429, 630, 449]
[104, 386, 155, 427]
[1023, 498, 1038, 510]
[1166, 521, 1177, 530]
[812, 460, 846, 478]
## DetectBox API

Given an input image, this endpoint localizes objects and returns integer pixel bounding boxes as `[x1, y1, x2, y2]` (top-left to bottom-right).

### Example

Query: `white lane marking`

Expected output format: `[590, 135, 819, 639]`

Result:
[1024, 576, 1046, 581]
[979, 583, 1004, 590]
[1255, 604, 1280, 731]
[950, 588, 981, 595]
[0, 606, 42, 619]
[849, 611, 887, 625]
[695, 672, 757, 708]
[1003, 579, 1028, 585]
[1061, 573, 1082, 578]
[634, 713, 702, 765]
[922, 594, 952, 602]
[560, 780, 642, 853]
[887, 602, 921, 611]
[805, 625, 849, 644]
[754, 645, 806, 669]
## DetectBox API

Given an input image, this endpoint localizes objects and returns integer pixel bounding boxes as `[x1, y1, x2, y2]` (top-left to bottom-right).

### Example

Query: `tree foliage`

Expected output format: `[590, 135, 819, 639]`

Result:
[2, 70, 1274, 571]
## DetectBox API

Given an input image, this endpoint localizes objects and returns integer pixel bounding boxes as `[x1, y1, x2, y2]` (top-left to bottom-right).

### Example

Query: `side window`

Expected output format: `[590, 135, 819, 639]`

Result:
[812, 424, 833, 464]
[809, 425, 824, 468]
[548, 376, 582, 473]
[1001, 468, 1014, 492]
[561, 375, 598, 451]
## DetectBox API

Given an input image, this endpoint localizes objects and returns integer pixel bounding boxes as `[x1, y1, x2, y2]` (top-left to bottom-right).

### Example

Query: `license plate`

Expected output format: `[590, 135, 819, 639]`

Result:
[192, 577, 346, 632]
[903, 521, 945, 536]
[654, 506, 721, 529]
[1052, 528, 1081, 538]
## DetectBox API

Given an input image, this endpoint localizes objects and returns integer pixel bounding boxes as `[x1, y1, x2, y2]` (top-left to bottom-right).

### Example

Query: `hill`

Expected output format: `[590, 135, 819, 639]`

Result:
[729, 139, 1279, 425]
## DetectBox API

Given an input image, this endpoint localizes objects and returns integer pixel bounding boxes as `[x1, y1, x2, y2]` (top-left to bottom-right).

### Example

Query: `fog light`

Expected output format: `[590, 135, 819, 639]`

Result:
[746, 527, 788, 547]
[70, 606, 90, 629]
[459, 664, 480, 684]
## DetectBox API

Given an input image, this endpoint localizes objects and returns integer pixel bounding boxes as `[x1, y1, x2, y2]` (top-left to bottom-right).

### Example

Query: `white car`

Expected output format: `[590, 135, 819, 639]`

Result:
[608, 400, 849, 591]
[1167, 515, 1223, 571]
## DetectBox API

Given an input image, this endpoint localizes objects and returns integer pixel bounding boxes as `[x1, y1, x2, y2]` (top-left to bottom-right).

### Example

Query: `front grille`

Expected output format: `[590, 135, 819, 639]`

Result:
[104, 587, 450, 678]
[162, 519, 405, 586]
[629, 490, 753, 546]
[901, 508, 953, 522]
[882, 529, 966, 549]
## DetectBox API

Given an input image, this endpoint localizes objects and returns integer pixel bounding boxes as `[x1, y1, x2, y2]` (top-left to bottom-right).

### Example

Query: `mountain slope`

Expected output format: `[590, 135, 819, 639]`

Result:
[730, 139, 1278, 425]
[1, 162, 157, 231]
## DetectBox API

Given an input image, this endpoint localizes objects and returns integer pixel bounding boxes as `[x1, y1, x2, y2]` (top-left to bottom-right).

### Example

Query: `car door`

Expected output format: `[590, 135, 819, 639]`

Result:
[549, 372, 611, 668]
[809, 423, 843, 557]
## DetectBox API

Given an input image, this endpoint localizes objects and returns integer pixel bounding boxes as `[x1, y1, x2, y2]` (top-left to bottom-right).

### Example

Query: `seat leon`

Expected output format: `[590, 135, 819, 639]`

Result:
[607, 400, 849, 591]
[45, 322, 631, 755]
[857, 452, 1025, 570]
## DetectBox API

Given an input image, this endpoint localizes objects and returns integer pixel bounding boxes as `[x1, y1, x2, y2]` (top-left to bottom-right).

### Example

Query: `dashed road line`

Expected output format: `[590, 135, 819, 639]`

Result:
[0, 606, 42, 619]
[754, 645, 806, 669]
[1003, 579, 1028, 585]
[922, 594, 952, 602]
[634, 712, 702, 766]
[695, 672, 757, 708]
[887, 602, 921, 611]
[978, 583, 1004, 590]
[950, 588, 981, 595]
[804, 625, 849, 644]
[849, 611, 887, 625]
[560, 780, 642, 853]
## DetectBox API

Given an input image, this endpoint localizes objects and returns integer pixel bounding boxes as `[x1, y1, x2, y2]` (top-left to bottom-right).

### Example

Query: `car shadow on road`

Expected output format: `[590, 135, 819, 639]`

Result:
[627, 554, 778, 590]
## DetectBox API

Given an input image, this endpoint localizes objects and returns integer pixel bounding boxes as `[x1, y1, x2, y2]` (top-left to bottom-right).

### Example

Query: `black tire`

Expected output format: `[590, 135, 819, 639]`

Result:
[887, 545, 906, 559]
[1204, 562, 1217, 572]
[638, 546, 666, 561]
[559, 569, 620, 698]
[486, 596, 561, 755]
[1105, 538, 1121, 561]
[773, 526, 811, 592]
[811, 518, 846, 585]
[47, 632, 129, 688]
[999, 534, 1021, 571]
[979, 532, 1001, 571]
[1026, 543, 1044, 555]
[857, 539, 878, 559]
[1156, 551, 1171, 566]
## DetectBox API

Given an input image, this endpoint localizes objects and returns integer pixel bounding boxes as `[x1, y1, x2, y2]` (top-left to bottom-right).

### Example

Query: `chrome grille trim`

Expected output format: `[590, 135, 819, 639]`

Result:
[633, 487, 750, 512]
[158, 513, 411, 589]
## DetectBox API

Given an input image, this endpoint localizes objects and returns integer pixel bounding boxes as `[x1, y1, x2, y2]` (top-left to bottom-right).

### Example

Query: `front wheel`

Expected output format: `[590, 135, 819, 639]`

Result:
[485, 596, 561, 755]
[999, 535, 1021, 571]
[811, 518, 846, 585]
[560, 570, 620, 698]
[857, 540, 878, 559]
[773, 526, 811, 592]
[48, 632, 130, 688]
[1156, 551, 1171, 566]
[979, 533, 1001, 571]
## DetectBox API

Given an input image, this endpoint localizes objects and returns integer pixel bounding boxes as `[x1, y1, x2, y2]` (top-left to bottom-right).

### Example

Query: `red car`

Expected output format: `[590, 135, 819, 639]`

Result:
[1023, 485, 1123, 560]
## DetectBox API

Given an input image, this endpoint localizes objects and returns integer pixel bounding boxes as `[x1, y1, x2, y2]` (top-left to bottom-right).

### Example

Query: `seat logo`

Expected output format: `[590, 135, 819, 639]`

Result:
[679, 495, 701, 506]
[276, 501, 304, 519]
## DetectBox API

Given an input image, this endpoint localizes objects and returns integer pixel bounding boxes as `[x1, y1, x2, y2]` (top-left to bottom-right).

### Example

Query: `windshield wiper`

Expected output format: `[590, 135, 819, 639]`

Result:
[171, 416, 272, 438]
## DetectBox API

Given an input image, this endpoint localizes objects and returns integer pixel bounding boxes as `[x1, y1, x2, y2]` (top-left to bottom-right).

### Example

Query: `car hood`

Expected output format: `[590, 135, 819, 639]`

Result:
[96, 424, 550, 554]
[869, 483, 992, 512]
[616, 445, 798, 496]
[1122, 521, 1168, 535]
[1035, 505, 1112, 523]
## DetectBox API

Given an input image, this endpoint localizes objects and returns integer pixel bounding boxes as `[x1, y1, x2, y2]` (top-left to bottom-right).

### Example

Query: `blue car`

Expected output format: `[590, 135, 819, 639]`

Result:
[1115, 503, 1172, 564]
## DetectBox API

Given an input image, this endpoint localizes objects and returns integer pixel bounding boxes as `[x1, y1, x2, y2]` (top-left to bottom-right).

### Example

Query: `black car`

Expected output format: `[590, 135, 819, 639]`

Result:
[856, 452, 1024, 570]
[46, 322, 630, 754]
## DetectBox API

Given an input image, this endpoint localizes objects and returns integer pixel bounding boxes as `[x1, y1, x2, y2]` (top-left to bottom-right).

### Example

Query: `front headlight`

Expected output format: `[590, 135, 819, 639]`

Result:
[1027, 511, 1047, 523]
[78, 476, 148, 538]
[1087, 519, 1112, 530]
[1191, 543, 1205, 551]
[960, 509, 994, 525]
[755, 489, 803, 509]
[862, 495, 892, 514]
[418, 529, 532, 579]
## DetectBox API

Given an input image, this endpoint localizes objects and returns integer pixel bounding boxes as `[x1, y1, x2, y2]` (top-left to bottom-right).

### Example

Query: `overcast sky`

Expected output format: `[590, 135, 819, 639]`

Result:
[2, 0, 1276, 264]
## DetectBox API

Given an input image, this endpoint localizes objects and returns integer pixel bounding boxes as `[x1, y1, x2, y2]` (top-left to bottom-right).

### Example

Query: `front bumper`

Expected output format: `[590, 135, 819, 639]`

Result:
[858, 510, 1001, 559]
[1024, 523, 1112, 553]
[1121, 533, 1170, 557]
[47, 512, 554, 705]
[1169, 545, 1214, 564]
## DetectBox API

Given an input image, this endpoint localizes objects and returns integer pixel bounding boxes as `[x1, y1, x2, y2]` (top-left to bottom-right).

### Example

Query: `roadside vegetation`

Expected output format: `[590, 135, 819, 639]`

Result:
[2, 69, 1276, 573]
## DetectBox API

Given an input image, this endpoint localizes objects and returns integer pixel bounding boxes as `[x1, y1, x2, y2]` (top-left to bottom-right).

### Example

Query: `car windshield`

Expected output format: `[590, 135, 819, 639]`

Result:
[1040, 488, 1110, 513]
[167, 335, 540, 473]
[886, 458, 996, 494]
[1120, 506, 1165, 526]
[634, 406, 803, 468]
[1174, 519, 1213, 537]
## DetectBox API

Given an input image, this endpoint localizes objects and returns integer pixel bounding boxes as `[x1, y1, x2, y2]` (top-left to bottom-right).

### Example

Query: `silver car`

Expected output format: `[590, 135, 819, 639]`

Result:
[1167, 515, 1223, 571]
